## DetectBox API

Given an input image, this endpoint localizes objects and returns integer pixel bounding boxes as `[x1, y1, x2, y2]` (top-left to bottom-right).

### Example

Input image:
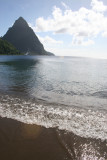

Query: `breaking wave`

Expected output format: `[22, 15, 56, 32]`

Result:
[0, 95, 107, 141]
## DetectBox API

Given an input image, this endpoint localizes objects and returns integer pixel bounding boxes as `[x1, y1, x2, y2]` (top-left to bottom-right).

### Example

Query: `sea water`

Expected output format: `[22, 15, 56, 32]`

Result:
[0, 55, 107, 159]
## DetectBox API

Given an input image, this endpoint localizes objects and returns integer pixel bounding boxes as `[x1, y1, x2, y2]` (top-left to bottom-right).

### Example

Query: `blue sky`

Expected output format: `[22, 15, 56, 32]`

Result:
[1, 0, 107, 58]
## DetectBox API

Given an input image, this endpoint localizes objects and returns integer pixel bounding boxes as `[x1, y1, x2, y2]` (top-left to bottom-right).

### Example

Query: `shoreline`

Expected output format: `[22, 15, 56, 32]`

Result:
[0, 116, 106, 160]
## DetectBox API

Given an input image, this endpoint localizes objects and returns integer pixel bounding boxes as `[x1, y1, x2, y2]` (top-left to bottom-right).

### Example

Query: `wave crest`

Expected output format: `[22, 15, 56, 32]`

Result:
[0, 95, 107, 141]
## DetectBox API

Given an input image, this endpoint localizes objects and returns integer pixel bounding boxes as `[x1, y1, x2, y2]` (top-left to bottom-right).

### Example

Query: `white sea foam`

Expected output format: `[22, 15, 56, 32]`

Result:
[0, 95, 107, 141]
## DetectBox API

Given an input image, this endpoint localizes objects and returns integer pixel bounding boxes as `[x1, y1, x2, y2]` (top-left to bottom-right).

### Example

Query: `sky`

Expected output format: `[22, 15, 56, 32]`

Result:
[1, 0, 107, 58]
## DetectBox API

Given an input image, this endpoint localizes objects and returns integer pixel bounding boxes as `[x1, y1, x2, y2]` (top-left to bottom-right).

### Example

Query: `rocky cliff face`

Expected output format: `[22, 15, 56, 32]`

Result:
[3, 17, 54, 56]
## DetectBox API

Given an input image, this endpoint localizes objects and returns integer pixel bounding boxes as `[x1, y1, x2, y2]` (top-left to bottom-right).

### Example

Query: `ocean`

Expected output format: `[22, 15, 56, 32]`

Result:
[0, 55, 107, 159]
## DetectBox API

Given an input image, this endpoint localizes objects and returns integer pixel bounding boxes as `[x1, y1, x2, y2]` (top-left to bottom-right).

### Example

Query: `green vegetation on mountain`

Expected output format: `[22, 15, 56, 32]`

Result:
[0, 38, 21, 55]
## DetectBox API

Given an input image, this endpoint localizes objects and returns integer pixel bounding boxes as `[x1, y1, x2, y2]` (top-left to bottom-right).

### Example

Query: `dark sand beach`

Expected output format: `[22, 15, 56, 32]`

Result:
[0, 117, 70, 160]
[0, 117, 106, 160]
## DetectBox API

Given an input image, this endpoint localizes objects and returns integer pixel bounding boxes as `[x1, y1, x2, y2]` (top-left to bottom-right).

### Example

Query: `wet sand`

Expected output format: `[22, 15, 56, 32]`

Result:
[0, 117, 106, 160]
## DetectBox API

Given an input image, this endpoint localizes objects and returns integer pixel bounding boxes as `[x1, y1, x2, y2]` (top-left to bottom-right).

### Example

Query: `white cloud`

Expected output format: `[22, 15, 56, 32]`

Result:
[91, 0, 107, 12]
[72, 36, 94, 46]
[37, 35, 63, 45]
[82, 39, 94, 46]
[30, 0, 107, 46]
[102, 31, 107, 37]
